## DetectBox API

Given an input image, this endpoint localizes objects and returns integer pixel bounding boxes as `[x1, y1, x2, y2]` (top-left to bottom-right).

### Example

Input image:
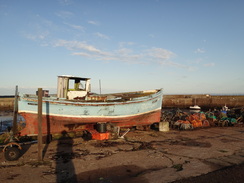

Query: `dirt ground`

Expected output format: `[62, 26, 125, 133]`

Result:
[0, 126, 243, 183]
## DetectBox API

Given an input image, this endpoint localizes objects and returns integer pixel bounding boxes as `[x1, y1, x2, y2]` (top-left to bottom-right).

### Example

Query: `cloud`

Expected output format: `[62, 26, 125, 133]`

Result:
[149, 34, 155, 38]
[204, 62, 215, 67]
[64, 22, 84, 31]
[94, 32, 110, 39]
[72, 52, 91, 57]
[114, 48, 143, 64]
[25, 31, 49, 41]
[194, 58, 203, 64]
[116, 48, 133, 55]
[147, 47, 175, 60]
[144, 47, 188, 68]
[52, 39, 186, 67]
[53, 40, 177, 67]
[195, 48, 205, 53]
[56, 11, 74, 19]
[119, 42, 135, 48]
[58, 0, 73, 5]
[88, 20, 99, 25]
[53, 40, 110, 56]
[23, 15, 55, 42]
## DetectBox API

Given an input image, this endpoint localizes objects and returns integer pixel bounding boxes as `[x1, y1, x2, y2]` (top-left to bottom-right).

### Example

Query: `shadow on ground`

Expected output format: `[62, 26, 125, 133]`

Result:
[74, 165, 149, 183]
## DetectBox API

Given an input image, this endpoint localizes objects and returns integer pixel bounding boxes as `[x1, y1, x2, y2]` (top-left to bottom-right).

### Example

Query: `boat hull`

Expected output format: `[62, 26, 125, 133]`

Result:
[189, 105, 201, 110]
[19, 109, 161, 135]
[18, 89, 163, 136]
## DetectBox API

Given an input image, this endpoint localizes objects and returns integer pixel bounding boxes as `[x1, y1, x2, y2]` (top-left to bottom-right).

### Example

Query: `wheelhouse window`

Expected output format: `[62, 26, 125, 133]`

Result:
[69, 79, 86, 91]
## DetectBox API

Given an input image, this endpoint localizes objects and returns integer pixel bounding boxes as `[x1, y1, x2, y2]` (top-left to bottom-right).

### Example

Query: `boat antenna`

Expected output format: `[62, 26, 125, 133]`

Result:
[99, 79, 102, 95]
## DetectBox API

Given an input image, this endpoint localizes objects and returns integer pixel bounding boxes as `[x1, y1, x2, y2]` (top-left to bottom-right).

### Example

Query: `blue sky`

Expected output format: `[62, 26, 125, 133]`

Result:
[0, 0, 244, 95]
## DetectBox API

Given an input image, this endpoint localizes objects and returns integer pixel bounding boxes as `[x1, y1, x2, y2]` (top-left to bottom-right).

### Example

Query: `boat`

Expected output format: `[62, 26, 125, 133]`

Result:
[189, 98, 201, 110]
[189, 105, 201, 110]
[18, 75, 163, 136]
[222, 104, 229, 111]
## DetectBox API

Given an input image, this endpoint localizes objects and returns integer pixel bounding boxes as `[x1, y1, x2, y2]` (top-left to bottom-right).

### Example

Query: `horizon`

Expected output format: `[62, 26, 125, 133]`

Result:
[0, 85, 244, 97]
[1, 0, 244, 95]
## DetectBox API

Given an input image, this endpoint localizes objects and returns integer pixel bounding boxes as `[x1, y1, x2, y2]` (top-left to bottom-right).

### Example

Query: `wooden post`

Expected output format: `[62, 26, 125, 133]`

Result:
[12, 85, 18, 135]
[38, 88, 43, 161]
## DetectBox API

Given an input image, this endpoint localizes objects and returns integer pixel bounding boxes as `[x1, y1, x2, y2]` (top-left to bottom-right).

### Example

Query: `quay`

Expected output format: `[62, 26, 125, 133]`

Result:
[163, 94, 244, 109]
[0, 95, 14, 111]
[1, 94, 244, 111]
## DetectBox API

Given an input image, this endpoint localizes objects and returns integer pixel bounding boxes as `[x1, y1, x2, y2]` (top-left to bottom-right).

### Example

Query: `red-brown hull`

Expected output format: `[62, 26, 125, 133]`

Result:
[19, 109, 161, 136]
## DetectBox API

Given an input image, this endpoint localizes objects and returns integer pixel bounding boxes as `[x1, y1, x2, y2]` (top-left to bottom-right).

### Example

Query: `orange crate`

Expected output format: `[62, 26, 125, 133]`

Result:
[90, 130, 110, 140]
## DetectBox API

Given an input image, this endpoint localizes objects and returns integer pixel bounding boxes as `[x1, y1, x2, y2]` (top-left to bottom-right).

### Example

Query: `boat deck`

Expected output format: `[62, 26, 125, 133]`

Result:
[22, 89, 160, 103]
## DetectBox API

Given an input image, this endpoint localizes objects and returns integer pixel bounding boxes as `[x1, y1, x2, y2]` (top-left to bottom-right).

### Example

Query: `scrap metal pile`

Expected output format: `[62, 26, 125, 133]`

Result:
[161, 108, 244, 130]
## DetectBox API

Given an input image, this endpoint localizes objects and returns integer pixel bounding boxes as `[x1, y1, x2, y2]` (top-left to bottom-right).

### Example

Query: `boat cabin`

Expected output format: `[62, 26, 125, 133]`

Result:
[57, 75, 91, 99]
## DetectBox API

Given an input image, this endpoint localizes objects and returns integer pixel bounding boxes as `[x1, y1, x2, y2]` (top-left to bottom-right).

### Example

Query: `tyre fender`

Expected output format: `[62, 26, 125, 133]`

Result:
[3, 142, 22, 152]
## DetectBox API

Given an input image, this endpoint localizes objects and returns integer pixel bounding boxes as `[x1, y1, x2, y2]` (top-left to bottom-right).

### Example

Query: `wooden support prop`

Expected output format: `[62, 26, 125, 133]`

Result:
[12, 85, 18, 135]
[38, 88, 43, 161]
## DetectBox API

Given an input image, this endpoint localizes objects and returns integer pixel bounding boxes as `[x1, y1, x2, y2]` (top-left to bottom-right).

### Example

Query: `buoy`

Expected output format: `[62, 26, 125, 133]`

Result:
[159, 121, 169, 132]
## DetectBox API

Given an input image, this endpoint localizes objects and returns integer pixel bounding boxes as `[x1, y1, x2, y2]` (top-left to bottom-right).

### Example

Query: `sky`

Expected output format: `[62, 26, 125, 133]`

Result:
[0, 0, 244, 95]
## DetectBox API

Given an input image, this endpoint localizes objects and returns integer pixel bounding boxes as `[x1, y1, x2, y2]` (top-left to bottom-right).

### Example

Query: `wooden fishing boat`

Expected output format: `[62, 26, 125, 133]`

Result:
[18, 75, 163, 136]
